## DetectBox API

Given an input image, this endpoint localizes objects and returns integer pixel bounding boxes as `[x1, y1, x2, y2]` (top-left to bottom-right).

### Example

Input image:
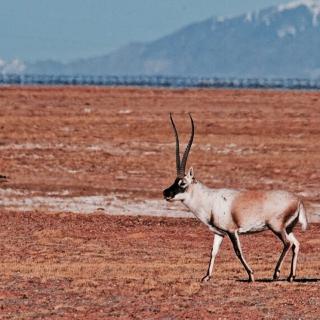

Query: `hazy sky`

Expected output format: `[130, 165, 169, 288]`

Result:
[1, 0, 291, 62]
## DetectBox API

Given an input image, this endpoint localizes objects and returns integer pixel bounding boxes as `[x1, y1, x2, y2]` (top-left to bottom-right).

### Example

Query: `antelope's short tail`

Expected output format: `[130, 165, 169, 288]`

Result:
[298, 202, 308, 231]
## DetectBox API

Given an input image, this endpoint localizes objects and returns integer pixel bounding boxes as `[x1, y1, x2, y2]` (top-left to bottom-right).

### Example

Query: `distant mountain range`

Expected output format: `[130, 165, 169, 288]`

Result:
[17, 1, 320, 78]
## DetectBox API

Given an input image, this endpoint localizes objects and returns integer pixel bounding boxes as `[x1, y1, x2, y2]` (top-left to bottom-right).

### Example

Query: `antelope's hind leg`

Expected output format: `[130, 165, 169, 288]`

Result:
[287, 232, 300, 282]
[228, 231, 254, 282]
[272, 230, 300, 281]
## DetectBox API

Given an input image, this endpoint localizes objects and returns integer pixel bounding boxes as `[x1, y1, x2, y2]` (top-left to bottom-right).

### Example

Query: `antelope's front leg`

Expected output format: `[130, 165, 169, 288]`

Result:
[228, 231, 254, 282]
[201, 233, 224, 282]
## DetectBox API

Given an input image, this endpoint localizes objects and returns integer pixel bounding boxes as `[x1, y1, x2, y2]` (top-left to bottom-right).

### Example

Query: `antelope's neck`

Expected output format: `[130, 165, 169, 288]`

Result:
[182, 181, 213, 219]
[182, 182, 239, 231]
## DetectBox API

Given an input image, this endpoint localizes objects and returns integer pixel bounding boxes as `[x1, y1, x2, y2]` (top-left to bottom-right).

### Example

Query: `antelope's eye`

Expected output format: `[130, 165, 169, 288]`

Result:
[178, 180, 187, 188]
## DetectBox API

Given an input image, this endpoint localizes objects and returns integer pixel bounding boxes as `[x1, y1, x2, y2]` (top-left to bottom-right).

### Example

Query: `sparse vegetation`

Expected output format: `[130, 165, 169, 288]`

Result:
[1, 86, 320, 318]
[0, 212, 319, 319]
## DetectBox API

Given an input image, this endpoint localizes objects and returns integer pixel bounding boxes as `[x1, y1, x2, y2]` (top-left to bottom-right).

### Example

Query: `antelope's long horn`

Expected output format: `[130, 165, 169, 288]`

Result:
[170, 113, 181, 176]
[179, 113, 194, 177]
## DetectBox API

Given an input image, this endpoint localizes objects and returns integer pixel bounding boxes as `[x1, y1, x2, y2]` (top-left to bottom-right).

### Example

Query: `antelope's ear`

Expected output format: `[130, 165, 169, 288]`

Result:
[187, 167, 194, 179]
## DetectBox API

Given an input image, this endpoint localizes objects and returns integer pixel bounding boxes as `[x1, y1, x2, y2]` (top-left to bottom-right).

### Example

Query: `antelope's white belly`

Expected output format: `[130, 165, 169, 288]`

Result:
[238, 223, 268, 234]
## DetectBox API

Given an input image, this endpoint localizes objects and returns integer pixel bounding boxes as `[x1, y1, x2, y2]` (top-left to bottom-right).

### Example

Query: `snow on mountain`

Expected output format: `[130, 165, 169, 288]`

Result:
[277, 25, 297, 37]
[0, 58, 25, 74]
[278, 0, 320, 26]
[26, 1, 320, 78]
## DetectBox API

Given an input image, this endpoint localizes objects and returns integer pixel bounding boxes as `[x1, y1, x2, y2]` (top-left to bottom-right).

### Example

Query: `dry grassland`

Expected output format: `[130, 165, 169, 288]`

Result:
[0, 211, 319, 319]
[0, 86, 320, 318]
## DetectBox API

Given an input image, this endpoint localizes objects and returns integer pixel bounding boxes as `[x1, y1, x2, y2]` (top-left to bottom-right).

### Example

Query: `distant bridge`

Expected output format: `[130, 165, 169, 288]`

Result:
[1, 74, 320, 90]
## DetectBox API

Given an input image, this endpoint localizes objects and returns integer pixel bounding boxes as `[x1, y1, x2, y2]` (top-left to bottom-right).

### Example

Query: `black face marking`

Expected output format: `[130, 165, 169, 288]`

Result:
[163, 178, 187, 200]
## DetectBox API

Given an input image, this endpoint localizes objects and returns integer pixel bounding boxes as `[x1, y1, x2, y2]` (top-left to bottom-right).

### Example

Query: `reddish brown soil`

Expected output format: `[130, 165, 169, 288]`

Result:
[1, 86, 320, 318]
[0, 211, 319, 319]
[1, 86, 320, 206]
[0, 86, 320, 201]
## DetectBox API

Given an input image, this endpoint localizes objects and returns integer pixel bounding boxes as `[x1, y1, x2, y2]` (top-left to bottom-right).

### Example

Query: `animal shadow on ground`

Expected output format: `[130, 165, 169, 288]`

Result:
[237, 278, 320, 283]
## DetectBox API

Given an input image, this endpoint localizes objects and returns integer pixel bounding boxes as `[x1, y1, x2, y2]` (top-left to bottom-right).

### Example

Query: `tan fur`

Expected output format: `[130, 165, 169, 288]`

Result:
[231, 191, 266, 229]
[281, 200, 300, 228]
[231, 190, 299, 233]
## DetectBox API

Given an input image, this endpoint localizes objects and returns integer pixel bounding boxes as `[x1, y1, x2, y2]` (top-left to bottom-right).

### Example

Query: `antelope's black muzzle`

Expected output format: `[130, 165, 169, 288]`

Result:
[163, 187, 174, 200]
[163, 178, 184, 201]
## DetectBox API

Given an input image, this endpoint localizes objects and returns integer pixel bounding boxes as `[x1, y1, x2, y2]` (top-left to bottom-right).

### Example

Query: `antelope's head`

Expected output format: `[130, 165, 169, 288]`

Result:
[163, 113, 195, 202]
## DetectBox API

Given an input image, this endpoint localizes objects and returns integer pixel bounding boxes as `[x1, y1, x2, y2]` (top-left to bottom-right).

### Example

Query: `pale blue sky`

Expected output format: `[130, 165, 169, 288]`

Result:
[0, 0, 290, 62]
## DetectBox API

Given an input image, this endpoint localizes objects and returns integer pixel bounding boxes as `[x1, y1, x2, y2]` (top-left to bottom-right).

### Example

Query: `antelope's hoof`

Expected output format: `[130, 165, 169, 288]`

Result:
[201, 275, 211, 282]
[287, 275, 295, 282]
[273, 271, 280, 280]
[248, 274, 255, 283]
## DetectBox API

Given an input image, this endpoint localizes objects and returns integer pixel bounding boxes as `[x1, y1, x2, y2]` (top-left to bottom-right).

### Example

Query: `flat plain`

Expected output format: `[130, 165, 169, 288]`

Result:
[1, 86, 320, 319]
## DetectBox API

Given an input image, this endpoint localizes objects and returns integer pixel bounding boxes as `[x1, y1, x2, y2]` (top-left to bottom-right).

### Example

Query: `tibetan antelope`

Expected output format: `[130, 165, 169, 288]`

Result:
[163, 113, 308, 282]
